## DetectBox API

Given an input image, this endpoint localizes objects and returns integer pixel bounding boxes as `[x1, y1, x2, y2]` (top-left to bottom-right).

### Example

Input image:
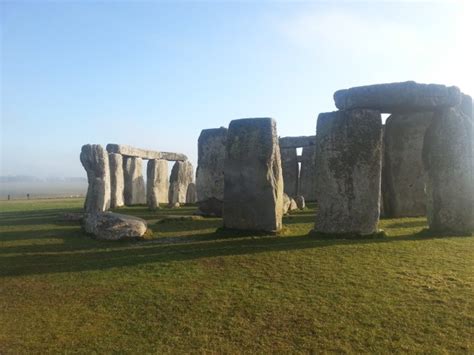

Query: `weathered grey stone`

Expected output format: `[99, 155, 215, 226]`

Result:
[280, 148, 299, 197]
[422, 107, 473, 234]
[460, 94, 472, 118]
[106, 144, 187, 161]
[299, 145, 317, 201]
[382, 112, 433, 217]
[282, 193, 291, 215]
[196, 128, 227, 202]
[279, 135, 316, 149]
[80, 144, 111, 213]
[196, 197, 223, 217]
[295, 195, 305, 209]
[186, 182, 197, 203]
[334, 81, 461, 113]
[146, 159, 169, 209]
[83, 212, 147, 240]
[109, 153, 124, 208]
[169, 161, 194, 204]
[123, 157, 146, 205]
[223, 118, 284, 232]
[314, 109, 383, 235]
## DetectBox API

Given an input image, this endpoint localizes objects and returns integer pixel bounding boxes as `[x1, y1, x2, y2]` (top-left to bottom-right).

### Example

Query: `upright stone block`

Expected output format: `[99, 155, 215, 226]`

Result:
[223, 117, 284, 232]
[196, 128, 227, 202]
[299, 145, 317, 201]
[314, 109, 383, 235]
[423, 107, 473, 234]
[382, 112, 433, 217]
[123, 157, 146, 205]
[280, 148, 298, 197]
[80, 144, 111, 213]
[146, 159, 169, 209]
[169, 161, 194, 204]
[109, 153, 124, 208]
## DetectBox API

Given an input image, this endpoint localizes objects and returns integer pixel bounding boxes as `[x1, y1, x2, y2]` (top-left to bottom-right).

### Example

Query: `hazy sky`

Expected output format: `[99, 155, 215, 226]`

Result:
[1, 0, 472, 178]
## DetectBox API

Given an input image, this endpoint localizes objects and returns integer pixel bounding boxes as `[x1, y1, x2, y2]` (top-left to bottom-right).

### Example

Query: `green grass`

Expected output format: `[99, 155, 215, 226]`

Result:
[0, 198, 473, 353]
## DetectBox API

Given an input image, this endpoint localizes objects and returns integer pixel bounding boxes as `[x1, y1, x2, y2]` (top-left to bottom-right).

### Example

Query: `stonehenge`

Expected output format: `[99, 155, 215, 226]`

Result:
[223, 118, 284, 232]
[80, 80, 473, 239]
[81, 144, 192, 212]
[314, 109, 383, 235]
[80, 144, 111, 213]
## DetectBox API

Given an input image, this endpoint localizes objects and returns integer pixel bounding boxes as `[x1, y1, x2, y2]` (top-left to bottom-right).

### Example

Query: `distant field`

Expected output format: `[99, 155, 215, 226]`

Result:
[0, 182, 87, 200]
[0, 199, 473, 353]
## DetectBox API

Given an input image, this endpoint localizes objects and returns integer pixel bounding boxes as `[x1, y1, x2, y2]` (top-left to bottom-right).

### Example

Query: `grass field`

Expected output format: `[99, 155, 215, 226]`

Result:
[0, 198, 473, 353]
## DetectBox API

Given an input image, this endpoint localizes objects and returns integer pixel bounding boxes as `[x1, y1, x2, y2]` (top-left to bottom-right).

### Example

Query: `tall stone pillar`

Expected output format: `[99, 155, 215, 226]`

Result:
[299, 145, 317, 201]
[423, 107, 473, 234]
[280, 148, 298, 197]
[196, 128, 227, 202]
[146, 159, 169, 209]
[314, 109, 382, 235]
[223, 117, 284, 233]
[169, 161, 194, 204]
[382, 112, 433, 217]
[80, 144, 111, 213]
[123, 156, 146, 205]
[109, 153, 124, 208]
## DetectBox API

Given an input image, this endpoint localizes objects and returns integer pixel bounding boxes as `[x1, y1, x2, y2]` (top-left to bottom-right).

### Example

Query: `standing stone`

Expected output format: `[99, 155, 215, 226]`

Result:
[223, 117, 284, 232]
[280, 148, 299, 197]
[123, 157, 146, 205]
[146, 159, 169, 209]
[196, 128, 227, 202]
[382, 112, 433, 217]
[80, 144, 111, 213]
[422, 107, 473, 234]
[299, 144, 317, 201]
[186, 182, 197, 203]
[109, 153, 124, 208]
[169, 161, 194, 204]
[314, 109, 383, 235]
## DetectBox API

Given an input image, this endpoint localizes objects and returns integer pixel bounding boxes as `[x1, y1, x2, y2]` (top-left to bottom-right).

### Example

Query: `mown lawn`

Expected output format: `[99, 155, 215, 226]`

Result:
[0, 198, 473, 353]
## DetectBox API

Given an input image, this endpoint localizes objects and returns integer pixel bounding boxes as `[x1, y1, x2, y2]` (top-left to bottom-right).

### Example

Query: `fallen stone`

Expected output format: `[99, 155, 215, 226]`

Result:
[146, 159, 169, 209]
[109, 153, 125, 208]
[169, 161, 194, 204]
[295, 195, 305, 209]
[382, 112, 433, 217]
[224, 118, 284, 232]
[80, 144, 111, 213]
[422, 107, 473, 234]
[334, 81, 461, 113]
[279, 135, 316, 149]
[123, 157, 146, 205]
[83, 212, 148, 240]
[280, 148, 299, 197]
[314, 109, 383, 235]
[196, 128, 227, 202]
[196, 197, 223, 217]
[299, 145, 317, 201]
[106, 144, 187, 161]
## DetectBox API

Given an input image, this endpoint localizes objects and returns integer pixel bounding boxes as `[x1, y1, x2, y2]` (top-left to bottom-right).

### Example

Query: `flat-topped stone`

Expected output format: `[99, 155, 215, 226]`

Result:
[279, 136, 316, 149]
[106, 144, 187, 161]
[334, 81, 461, 113]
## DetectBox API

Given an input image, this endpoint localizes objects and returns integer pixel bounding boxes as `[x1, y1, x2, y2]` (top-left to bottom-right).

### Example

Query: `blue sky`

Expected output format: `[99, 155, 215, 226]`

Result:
[1, 0, 472, 177]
